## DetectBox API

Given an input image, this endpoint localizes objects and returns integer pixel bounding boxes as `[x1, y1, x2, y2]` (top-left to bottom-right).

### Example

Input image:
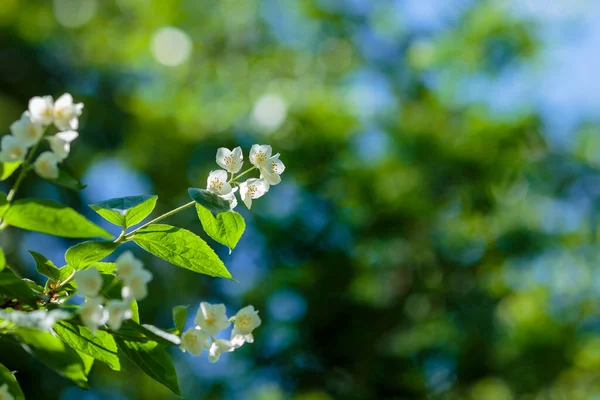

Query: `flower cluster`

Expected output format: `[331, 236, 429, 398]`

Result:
[207, 144, 285, 210]
[76, 251, 152, 333]
[0, 384, 13, 400]
[180, 302, 261, 363]
[0, 94, 83, 179]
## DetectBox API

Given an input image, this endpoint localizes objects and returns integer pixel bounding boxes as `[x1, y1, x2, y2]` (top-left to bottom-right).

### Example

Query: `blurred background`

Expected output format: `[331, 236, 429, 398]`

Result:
[1, 0, 600, 399]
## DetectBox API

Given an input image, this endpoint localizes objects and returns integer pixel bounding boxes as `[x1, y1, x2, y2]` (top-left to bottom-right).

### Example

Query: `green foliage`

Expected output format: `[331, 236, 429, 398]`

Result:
[115, 338, 182, 397]
[53, 321, 121, 371]
[14, 328, 94, 388]
[0, 270, 37, 307]
[29, 251, 60, 281]
[196, 204, 245, 251]
[46, 170, 87, 191]
[0, 247, 5, 273]
[133, 224, 232, 279]
[4, 199, 112, 239]
[0, 162, 21, 181]
[188, 188, 231, 213]
[65, 241, 118, 270]
[172, 305, 188, 335]
[0, 363, 24, 400]
[90, 195, 158, 228]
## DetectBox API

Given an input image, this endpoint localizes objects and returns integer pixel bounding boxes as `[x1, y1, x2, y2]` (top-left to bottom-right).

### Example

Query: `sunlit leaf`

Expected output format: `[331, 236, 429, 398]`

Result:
[4, 199, 112, 239]
[65, 241, 118, 270]
[0, 162, 21, 181]
[132, 224, 232, 279]
[0, 363, 25, 400]
[196, 204, 245, 251]
[172, 305, 188, 335]
[54, 321, 121, 371]
[90, 195, 158, 228]
[28, 251, 60, 281]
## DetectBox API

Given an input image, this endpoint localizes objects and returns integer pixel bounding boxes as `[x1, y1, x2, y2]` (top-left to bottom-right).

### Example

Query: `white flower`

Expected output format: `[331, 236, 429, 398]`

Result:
[10, 112, 44, 147]
[0, 383, 14, 400]
[194, 302, 230, 336]
[0, 135, 28, 163]
[48, 130, 78, 160]
[53, 93, 84, 131]
[79, 297, 107, 334]
[33, 152, 60, 179]
[106, 299, 133, 331]
[249, 144, 272, 168]
[208, 339, 234, 363]
[180, 327, 211, 355]
[216, 146, 244, 173]
[239, 178, 269, 209]
[260, 153, 285, 186]
[28, 95, 54, 125]
[122, 269, 153, 301]
[221, 187, 238, 210]
[74, 267, 103, 298]
[206, 169, 232, 195]
[230, 305, 261, 348]
[115, 251, 143, 281]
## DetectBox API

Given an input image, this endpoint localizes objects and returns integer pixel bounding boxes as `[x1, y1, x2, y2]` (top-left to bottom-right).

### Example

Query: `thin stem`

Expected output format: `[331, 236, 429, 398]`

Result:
[120, 200, 196, 241]
[58, 270, 76, 288]
[230, 167, 256, 183]
[6, 141, 41, 203]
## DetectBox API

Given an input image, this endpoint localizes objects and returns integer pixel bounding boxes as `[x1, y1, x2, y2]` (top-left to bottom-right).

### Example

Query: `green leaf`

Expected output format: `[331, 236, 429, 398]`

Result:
[188, 188, 231, 213]
[132, 224, 232, 279]
[54, 321, 121, 371]
[172, 305, 188, 335]
[28, 251, 60, 281]
[0, 271, 37, 307]
[121, 320, 181, 347]
[4, 199, 112, 239]
[196, 204, 245, 251]
[46, 169, 87, 191]
[65, 241, 118, 270]
[0, 363, 25, 400]
[116, 338, 182, 396]
[14, 328, 94, 388]
[90, 195, 158, 228]
[92, 262, 117, 274]
[0, 193, 9, 219]
[0, 161, 21, 181]
[0, 247, 5, 273]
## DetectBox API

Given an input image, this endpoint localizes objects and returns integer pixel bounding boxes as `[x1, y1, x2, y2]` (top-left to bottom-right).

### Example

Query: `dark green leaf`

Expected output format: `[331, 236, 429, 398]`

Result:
[14, 328, 94, 388]
[196, 204, 245, 251]
[65, 241, 118, 270]
[4, 199, 112, 239]
[0, 161, 21, 181]
[28, 251, 60, 281]
[116, 338, 181, 396]
[132, 224, 232, 279]
[54, 321, 121, 371]
[188, 188, 231, 213]
[46, 169, 87, 191]
[0, 363, 25, 400]
[90, 195, 158, 228]
[172, 305, 188, 335]
[0, 270, 37, 307]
